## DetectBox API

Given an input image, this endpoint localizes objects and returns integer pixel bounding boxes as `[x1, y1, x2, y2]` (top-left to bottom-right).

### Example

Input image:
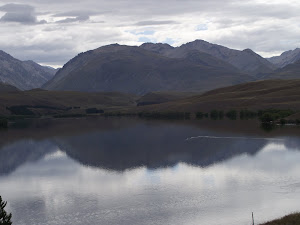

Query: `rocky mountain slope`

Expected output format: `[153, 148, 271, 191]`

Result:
[0, 50, 56, 90]
[263, 59, 300, 80]
[142, 40, 277, 76]
[268, 48, 300, 68]
[140, 42, 241, 73]
[44, 44, 252, 94]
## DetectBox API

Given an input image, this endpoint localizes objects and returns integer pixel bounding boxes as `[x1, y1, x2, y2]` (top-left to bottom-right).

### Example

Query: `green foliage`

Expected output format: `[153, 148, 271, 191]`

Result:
[210, 110, 224, 120]
[226, 110, 238, 120]
[0, 196, 12, 225]
[196, 112, 204, 119]
[210, 110, 219, 120]
[138, 112, 190, 120]
[239, 109, 257, 120]
[0, 119, 8, 128]
[260, 113, 278, 123]
[54, 114, 86, 118]
[259, 109, 294, 124]
[280, 118, 287, 125]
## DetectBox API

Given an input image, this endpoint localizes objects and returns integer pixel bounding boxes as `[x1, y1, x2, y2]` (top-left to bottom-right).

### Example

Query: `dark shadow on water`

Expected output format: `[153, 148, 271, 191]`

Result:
[0, 117, 300, 175]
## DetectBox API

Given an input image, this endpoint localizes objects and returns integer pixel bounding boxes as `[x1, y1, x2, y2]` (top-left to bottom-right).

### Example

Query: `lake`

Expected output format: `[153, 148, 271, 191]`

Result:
[1, 117, 300, 225]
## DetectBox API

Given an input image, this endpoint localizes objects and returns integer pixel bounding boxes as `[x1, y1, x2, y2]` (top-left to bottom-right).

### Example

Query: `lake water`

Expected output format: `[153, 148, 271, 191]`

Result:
[1, 118, 300, 225]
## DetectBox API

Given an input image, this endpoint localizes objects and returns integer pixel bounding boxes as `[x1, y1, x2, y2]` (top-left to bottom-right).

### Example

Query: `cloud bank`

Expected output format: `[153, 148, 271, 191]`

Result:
[0, 0, 299, 67]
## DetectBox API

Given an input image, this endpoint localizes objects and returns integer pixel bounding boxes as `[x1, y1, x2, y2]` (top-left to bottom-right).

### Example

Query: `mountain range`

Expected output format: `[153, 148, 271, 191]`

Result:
[268, 48, 300, 68]
[43, 44, 253, 94]
[2, 39, 300, 94]
[141, 40, 277, 76]
[0, 50, 57, 90]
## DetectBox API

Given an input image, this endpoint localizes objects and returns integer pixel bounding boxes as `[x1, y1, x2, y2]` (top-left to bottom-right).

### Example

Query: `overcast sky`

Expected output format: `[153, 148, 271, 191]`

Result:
[0, 0, 300, 68]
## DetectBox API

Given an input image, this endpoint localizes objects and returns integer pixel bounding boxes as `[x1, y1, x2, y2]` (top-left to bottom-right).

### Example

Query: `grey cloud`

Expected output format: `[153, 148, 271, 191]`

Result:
[134, 20, 178, 26]
[56, 15, 90, 23]
[53, 10, 108, 23]
[1, 0, 300, 66]
[0, 11, 36, 23]
[0, 3, 46, 24]
[0, 3, 34, 12]
[53, 10, 104, 17]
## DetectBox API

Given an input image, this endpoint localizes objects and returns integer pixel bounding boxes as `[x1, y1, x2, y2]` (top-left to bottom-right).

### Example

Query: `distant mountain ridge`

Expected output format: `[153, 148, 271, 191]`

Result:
[263, 59, 300, 80]
[0, 50, 56, 90]
[268, 48, 300, 68]
[42, 40, 300, 95]
[142, 40, 277, 76]
[43, 44, 253, 94]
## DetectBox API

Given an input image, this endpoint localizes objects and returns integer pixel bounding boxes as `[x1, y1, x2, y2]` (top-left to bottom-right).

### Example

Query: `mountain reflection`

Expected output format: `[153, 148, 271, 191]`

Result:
[0, 118, 294, 175]
[1, 118, 300, 225]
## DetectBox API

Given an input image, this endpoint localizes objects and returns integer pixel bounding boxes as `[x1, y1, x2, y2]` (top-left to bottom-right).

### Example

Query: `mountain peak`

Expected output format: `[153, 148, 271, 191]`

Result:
[268, 48, 300, 68]
[242, 48, 257, 55]
[140, 42, 174, 54]
[0, 50, 56, 90]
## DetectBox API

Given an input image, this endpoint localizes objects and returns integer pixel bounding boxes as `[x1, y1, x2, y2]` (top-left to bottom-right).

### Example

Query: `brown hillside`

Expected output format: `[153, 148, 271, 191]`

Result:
[135, 79, 300, 112]
[0, 90, 138, 115]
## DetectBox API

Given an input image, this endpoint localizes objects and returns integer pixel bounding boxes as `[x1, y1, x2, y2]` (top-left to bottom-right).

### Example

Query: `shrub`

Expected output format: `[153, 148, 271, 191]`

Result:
[54, 114, 86, 118]
[260, 113, 276, 123]
[280, 118, 287, 125]
[138, 111, 189, 120]
[0, 196, 12, 225]
[240, 109, 257, 120]
[196, 112, 204, 119]
[210, 110, 219, 120]
[226, 110, 238, 120]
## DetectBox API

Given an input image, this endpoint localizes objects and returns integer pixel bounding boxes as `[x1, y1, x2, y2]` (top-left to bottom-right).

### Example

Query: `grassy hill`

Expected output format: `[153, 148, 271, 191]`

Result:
[0, 89, 138, 115]
[0, 82, 19, 92]
[260, 213, 300, 225]
[137, 91, 199, 106]
[134, 79, 300, 112]
[2, 79, 300, 118]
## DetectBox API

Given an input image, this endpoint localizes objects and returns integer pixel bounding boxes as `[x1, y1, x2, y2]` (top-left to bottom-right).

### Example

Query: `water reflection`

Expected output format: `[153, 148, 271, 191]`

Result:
[0, 118, 300, 225]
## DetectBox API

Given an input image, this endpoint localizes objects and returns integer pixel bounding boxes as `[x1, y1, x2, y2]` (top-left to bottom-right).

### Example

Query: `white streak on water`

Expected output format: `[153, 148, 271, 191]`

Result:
[185, 136, 284, 141]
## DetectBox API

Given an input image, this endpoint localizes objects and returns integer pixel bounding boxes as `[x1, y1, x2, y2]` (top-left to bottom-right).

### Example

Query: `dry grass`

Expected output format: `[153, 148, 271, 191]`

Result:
[135, 79, 300, 113]
[260, 213, 300, 225]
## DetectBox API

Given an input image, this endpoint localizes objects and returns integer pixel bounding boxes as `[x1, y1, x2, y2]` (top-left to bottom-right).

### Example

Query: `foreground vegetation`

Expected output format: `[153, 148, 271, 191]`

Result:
[260, 213, 300, 225]
[0, 196, 12, 225]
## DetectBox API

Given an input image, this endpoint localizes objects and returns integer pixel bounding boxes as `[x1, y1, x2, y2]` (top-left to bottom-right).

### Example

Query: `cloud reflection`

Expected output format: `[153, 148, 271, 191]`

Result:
[0, 140, 300, 225]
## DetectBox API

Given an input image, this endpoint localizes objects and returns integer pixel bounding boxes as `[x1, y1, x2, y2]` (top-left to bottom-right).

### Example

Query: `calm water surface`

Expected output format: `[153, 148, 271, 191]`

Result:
[1, 118, 300, 225]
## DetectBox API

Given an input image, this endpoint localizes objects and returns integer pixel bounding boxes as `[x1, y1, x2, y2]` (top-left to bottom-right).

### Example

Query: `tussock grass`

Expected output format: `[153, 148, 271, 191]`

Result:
[260, 213, 300, 225]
